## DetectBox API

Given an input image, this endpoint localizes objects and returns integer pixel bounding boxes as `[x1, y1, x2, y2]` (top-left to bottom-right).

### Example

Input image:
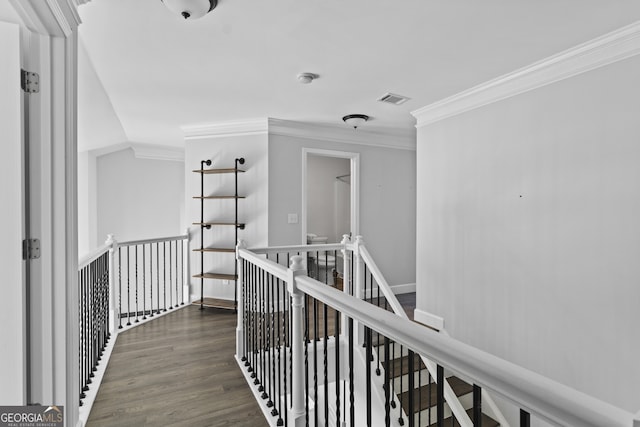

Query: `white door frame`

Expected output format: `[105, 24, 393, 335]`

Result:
[301, 148, 360, 244]
[9, 1, 81, 425]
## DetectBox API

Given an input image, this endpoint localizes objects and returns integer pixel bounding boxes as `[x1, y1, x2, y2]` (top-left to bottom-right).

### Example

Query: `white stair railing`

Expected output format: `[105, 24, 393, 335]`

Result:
[236, 239, 639, 427]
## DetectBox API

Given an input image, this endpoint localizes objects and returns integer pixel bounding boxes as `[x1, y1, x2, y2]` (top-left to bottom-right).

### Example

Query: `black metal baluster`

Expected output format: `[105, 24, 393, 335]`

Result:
[437, 365, 444, 427]
[399, 345, 405, 426]
[383, 335, 390, 427]
[408, 350, 415, 427]
[142, 245, 147, 320]
[180, 239, 185, 305]
[258, 267, 264, 392]
[304, 295, 309, 426]
[276, 276, 283, 425]
[118, 247, 122, 328]
[175, 240, 179, 308]
[267, 272, 274, 408]
[163, 241, 167, 312]
[366, 326, 372, 427]
[473, 384, 482, 426]
[375, 274, 381, 376]
[156, 242, 161, 315]
[84, 267, 90, 390]
[149, 244, 155, 317]
[520, 409, 530, 427]
[418, 359, 422, 427]
[349, 317, 354, 427]
[428, 369, 432, 426]
[391, 340, 396, 409]
[126, 246, 131, 326]
[324, 301, 329, 427]
[314, 295, 319, 427]
[248, 264, 256, 378]
[335, 303, 340, 426]
[135, 246, 139, 323]
[283, 280, 289, 427]
[169, 240, 173, 310]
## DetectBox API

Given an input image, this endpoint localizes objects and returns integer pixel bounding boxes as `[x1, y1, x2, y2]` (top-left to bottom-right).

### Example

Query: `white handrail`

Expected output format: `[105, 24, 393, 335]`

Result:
[249, 242, 345, 255]
[238, 248, 289, 282]
[359, 243, 474, 427]
[118, 234, 188, 247]
[295, 275, 635, 427]
[78, 242, 111, 269]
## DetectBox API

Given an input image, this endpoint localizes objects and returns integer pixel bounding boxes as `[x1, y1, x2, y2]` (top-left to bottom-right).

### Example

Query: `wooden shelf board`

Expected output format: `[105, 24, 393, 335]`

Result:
[193, 222, 245, 227]
[192, 196, 246, 199]
[192, 248, 236, 253]
[193, 273, 237, 280]
[192, 297, 235, 310]
[192, 168, 245, 174]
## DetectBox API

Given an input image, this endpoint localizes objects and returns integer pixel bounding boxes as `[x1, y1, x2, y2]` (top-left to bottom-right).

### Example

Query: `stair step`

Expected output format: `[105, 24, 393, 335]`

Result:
[398, 376, 472, 413]
[427, 408, 500, 427]
[389, 354, 426, 378]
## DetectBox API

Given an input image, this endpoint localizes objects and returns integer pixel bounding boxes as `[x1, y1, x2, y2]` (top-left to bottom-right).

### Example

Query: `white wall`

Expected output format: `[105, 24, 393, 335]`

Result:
[97, 148, 185, 243]
[415, 55, 640, 412]
[185, 134, 268, 301]
[307, 155, 350, 243]
[77, 40, 127, 152]
[269, 133, 416, 286]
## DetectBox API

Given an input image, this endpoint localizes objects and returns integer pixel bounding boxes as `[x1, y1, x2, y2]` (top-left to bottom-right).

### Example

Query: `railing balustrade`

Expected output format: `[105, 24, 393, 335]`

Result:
[236, 237, 638, 427]
[77, 232, 189, 408]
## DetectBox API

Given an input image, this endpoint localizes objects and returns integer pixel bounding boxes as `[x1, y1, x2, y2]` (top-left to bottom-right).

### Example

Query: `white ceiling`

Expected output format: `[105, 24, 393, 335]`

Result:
[78, 0, 640, 148]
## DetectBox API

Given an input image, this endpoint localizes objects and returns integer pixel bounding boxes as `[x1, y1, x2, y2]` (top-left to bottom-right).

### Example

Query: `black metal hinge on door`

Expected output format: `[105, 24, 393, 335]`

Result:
[21, 69, 40, 93]
[23, 239, 41, 260]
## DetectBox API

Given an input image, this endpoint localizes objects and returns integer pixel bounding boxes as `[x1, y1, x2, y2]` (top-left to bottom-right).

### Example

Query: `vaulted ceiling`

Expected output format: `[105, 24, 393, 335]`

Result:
[77, 0, 640, 149]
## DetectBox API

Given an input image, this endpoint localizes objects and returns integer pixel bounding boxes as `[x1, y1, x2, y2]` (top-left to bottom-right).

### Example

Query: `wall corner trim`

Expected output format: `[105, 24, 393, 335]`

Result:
[414, 308, 444, 331]
[182, 118, 269, 140]
[411, 20, 640, 128]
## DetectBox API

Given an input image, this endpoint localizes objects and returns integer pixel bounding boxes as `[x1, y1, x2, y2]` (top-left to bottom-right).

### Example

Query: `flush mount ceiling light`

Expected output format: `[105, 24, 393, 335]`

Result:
[342, 114, 369, 129]
[161, 0, 217, 20]
[297, 72, 318, 84]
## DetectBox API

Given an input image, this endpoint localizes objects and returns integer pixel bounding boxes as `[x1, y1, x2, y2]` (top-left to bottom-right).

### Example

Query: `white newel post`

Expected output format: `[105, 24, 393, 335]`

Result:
[235, 239, 247, 358]
[353, 235, 364, 299]
[106, 234, 118, 335]
[288, 255, 307, 427]
[185, 227, 191, 304]
[341, 234, 351, 294]
[353, 235, 365, 346]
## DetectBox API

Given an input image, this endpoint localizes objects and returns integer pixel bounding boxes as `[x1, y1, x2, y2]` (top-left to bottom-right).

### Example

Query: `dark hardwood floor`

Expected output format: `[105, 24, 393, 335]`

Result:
[87, 306, 268, 427]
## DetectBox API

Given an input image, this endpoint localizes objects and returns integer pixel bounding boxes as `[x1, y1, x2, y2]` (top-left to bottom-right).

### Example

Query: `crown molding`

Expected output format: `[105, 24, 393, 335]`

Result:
[182, 118, 269, 140]
[131, 143, 184, 162]
[268, 118, 416, 151]
[412, 20, 640, 128]
[85, 142, 184, 162]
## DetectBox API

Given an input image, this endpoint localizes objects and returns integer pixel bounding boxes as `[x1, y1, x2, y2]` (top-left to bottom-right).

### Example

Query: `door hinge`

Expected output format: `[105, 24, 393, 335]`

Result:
[21, 69, 40, 93]
[23, 239, 41, 260]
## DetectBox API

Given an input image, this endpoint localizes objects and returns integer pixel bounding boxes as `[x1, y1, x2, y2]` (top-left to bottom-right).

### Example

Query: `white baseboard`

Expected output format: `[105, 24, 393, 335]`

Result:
[414, 308, 444, 331]
[391, 282, 416, 295]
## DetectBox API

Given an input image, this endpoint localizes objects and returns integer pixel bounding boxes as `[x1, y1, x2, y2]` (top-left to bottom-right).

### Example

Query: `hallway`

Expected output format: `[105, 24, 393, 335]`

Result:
[86, 306, 267, 426]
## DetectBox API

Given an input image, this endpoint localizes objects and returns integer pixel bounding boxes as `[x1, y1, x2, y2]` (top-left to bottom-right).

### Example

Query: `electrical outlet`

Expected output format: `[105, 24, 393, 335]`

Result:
[287, 213, 298, 224]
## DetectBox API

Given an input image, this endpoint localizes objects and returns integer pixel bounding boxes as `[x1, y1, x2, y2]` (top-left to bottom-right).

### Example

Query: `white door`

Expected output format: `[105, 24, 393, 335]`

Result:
[0, 20, 26, 405]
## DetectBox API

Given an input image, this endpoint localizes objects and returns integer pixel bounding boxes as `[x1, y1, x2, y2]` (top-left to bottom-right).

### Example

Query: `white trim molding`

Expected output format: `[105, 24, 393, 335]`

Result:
[414, 308, 444, 331]
[85, 142, 185, 162]
[412, 20, 640, 127]
[182, 118, 269, 140]
[270, 118, 416, 151]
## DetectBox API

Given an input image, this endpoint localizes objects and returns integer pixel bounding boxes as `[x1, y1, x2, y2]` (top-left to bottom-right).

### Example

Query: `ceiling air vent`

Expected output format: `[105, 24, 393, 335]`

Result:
[377, 92, 410, 105]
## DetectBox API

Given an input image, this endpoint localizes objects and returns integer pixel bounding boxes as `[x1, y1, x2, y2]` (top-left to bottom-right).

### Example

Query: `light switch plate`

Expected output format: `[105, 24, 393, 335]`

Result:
[287, 213, 298, 224]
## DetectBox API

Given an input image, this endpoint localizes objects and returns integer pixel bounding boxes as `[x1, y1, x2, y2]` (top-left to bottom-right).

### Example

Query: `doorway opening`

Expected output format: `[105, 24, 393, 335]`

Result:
[301, 148, 359, 245]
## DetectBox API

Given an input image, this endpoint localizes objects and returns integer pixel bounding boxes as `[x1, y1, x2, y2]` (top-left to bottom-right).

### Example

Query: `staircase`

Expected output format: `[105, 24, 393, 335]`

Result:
[373, 323, 501, 427]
